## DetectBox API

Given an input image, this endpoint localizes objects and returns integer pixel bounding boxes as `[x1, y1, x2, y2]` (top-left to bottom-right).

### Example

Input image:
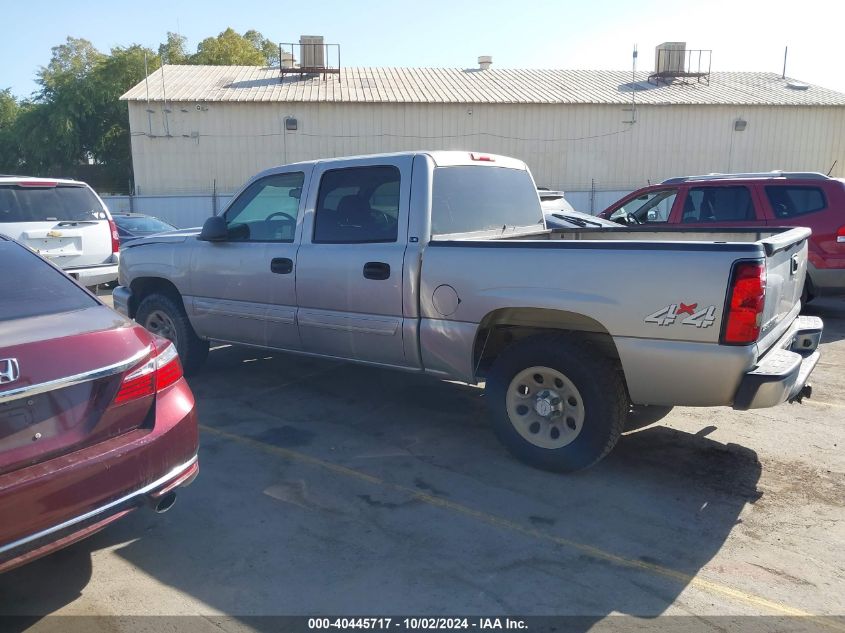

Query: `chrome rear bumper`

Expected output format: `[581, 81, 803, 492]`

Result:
[733, 315, 823, 410]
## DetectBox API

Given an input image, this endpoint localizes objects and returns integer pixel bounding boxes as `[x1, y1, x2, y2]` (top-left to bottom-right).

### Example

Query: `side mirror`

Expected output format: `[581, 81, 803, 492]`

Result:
[199, 216, 227, 242]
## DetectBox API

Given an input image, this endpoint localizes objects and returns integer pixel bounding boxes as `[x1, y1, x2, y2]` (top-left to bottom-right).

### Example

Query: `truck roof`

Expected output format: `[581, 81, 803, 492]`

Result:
[257, 150, 529, 175]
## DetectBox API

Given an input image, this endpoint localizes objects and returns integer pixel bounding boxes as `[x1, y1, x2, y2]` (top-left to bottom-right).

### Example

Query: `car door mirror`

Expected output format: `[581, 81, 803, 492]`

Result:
[199, 216, 228, 242]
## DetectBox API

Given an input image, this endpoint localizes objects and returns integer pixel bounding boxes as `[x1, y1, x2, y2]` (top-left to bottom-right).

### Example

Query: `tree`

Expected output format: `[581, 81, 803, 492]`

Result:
[89, 45, 160, 183]
[158, 32, 188, 64]
[0, 89, 21, 170]
[244, 29, 279, 66]
[191, 28, 271, 65]
[2, 28, 280, 185]
[38, 37, 104, 99]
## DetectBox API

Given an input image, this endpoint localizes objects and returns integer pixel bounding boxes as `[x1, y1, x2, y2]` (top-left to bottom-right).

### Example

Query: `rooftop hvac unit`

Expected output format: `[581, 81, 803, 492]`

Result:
[300, 35, 325, 68]
[655, 42, 686, 75]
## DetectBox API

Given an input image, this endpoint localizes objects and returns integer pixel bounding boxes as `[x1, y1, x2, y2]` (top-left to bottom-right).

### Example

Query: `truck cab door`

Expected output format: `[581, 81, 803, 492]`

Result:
[188, 169, 309, 349]
[295, 156, 412, 367]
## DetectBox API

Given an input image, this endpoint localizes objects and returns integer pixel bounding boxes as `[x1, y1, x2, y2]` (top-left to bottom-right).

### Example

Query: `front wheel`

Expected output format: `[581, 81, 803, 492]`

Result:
[485, 335, 628, 472]
[136, 293, 209, 375]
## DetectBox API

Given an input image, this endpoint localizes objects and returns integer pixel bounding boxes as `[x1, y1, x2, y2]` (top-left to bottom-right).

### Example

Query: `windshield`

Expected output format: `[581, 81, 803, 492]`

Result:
[431, 166, 543, 236]
[114, 215, 176, 233]
[0, 240, 97, 321]
[0, 184, 105, 223]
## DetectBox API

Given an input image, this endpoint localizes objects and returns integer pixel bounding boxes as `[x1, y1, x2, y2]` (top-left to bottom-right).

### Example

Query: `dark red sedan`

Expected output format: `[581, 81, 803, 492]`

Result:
[0, 235, 198, 573]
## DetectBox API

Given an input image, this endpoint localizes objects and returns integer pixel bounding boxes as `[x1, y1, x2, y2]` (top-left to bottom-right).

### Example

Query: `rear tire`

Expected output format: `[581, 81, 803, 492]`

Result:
[136, 292, 209, 375]
[485, 334, 628, 472]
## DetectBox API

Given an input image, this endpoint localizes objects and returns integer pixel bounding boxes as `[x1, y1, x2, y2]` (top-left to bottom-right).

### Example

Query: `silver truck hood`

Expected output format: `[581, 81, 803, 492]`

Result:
[121, 228, 200, 248]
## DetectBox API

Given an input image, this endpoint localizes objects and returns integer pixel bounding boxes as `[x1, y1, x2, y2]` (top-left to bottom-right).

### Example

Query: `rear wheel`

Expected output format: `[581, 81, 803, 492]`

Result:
[485, 334, 628, 472]
[136, 293, 209, 375]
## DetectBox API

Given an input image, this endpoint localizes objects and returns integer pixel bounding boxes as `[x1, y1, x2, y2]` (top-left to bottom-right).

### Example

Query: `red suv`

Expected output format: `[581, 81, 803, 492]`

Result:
[599, 172, 845, 300]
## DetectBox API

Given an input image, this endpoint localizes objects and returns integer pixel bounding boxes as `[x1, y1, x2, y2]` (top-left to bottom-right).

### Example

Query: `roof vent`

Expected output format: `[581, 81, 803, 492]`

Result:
[478, 55, 492, 70]
[786, 80, 809, 90]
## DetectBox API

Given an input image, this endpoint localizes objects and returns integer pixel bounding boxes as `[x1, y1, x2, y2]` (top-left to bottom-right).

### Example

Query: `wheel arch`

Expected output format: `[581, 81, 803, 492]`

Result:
[128, 277, 186, 319]
[472, 307, 624, 381]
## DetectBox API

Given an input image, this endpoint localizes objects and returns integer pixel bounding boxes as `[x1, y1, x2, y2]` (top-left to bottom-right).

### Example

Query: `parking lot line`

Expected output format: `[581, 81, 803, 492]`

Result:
[199, 424, 844, 629]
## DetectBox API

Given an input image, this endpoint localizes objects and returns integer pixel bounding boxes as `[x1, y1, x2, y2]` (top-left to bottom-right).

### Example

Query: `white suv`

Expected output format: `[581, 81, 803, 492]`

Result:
[0, 176, 119, 286]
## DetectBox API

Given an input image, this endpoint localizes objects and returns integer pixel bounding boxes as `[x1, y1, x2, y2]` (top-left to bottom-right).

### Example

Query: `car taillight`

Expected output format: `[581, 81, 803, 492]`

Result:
[108, 218, 120, 253]
[837, 226, 845, 244]
[721, 261, 766, 345]
[113, 339, 183, 405]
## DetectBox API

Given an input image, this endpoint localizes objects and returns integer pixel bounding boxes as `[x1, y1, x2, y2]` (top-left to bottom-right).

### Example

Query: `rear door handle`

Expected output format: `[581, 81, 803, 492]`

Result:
[363, 261, 390, 280]
[790, 254, 800, 275]
[271, 257, 293, 274]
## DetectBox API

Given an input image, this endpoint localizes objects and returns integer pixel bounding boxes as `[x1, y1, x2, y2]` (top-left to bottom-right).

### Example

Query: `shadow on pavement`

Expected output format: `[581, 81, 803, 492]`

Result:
[0, 346, 765, 632]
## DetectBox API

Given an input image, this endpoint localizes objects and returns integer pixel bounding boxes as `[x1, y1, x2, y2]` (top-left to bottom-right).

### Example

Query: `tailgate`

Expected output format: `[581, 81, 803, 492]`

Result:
[18, 220, 112, 268]
[757, 227, 811, 350]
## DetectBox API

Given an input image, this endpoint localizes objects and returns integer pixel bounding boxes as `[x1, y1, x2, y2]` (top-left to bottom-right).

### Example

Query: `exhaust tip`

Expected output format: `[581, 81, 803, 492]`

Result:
[153, 491, 177, 513]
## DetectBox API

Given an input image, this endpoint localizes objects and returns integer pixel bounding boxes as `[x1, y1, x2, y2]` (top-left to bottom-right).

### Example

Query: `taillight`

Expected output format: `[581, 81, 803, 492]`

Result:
[836, 226, 845, 244]
[108, 218, 120, 253]
[113, 338, 183, 405]
[721, 261, 766, 345]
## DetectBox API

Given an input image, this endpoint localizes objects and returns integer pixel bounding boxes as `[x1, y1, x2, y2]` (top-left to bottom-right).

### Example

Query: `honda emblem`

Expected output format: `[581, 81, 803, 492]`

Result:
[0, 358, 20, 385]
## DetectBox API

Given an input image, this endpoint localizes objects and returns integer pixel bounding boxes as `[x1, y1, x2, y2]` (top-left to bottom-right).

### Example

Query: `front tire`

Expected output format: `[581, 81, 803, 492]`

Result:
[136, 292, 209, 375]
[485, 334, 628, 472]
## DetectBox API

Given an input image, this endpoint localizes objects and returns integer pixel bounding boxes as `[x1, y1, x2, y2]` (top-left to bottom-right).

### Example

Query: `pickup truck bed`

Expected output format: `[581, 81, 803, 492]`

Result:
[114, 151, 823, 472]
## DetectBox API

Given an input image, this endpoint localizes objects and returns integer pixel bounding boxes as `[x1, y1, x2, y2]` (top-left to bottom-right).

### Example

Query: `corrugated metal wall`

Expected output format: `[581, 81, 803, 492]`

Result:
[128, 101, 845, 195]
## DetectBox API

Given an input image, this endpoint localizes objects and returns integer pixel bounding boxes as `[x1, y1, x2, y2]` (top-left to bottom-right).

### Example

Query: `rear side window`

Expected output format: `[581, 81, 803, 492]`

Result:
[431, 166, 542, 236]
[314, 166, 400, 243]
[0, 184, 105, 223]
[765, 186, 827, 218]
[0, 241, 97, 321]
[681, 186, 754, 222]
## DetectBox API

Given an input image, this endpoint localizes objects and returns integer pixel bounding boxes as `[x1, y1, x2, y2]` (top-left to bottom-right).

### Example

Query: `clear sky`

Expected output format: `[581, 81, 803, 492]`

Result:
[2, 0, 844, 98]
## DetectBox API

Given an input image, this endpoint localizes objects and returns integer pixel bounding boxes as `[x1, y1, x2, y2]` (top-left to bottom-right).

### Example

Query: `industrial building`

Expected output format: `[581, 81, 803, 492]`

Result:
[119, 43, 845, 219]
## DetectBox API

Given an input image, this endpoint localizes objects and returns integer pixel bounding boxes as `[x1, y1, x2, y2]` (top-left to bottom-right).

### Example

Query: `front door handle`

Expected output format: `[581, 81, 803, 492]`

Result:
[363, 261, 390, 280]
[271, 257, 293, 274]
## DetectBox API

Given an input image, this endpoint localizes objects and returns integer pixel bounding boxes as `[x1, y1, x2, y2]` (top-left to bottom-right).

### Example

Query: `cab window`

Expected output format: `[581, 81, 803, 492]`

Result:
[610, 189, 677, 224]
[313, 166, 400, 243]
[224, 172, 304, 242]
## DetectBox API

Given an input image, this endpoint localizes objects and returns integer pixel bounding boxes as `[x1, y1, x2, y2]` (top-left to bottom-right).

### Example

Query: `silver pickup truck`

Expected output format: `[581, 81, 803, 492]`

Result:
[114, 151, 823, 472]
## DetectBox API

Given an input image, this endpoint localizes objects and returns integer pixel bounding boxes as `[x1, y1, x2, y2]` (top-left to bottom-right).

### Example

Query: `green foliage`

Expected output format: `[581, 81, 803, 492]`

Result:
[2, 28, 278, 187]
[159, 32, 189, 64]
[193, 28, 267, 65]
[0, 89, 22, 170]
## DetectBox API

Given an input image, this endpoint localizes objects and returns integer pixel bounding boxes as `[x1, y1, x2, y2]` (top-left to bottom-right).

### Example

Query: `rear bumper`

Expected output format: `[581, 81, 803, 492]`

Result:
[0, 379, 198, 573]
[65, 262, 119, 286]
[732, 315, 823, 410]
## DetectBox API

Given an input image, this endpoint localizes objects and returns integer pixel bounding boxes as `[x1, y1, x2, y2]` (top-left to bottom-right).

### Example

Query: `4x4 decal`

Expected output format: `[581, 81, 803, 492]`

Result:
[645, 303, 717, 328]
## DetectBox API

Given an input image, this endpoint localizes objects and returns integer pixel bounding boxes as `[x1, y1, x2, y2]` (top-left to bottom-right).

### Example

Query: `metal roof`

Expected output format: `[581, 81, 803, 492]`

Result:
[121, 65, 845, 106]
